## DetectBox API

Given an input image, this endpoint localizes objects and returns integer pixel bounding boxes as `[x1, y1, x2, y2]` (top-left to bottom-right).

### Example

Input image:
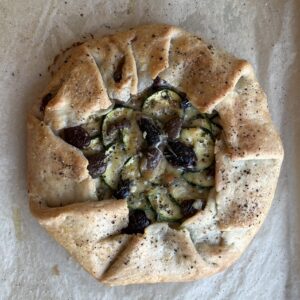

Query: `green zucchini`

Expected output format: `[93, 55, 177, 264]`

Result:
[142, 89, 183, 122]
[102, 143, 129, 189]
[102, 107, 142, 155]
[168, 177, 208, 203]
[95, 178, 112, 200]
[144, 207, 157, 223]
[127, 193, 149, 210]
[189, 117, 212, 132]
[147, 186, 182, 221]
[183, 170, 214, 187]
[121, 155, 141, 181]
[183, 105, 201, 123]
[127, 193, 157, 222]
[121, 155, 146, 193]
[180, 128, 214, 169]
[82, 137, 103, 156]
[140, 156, 167, 183]
[82, 116, 102, 137]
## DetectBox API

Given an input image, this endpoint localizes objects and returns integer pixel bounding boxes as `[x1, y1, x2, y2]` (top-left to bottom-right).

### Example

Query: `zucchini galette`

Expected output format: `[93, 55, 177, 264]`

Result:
[27, 24, 283, 286]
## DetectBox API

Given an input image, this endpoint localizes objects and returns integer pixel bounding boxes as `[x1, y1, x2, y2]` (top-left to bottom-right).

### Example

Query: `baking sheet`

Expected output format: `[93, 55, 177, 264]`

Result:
[0, 0, 299, 299]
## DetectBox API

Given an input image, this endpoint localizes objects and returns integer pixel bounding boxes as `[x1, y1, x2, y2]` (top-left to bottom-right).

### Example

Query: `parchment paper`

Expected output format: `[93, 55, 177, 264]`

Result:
[0, 0, 299, 299]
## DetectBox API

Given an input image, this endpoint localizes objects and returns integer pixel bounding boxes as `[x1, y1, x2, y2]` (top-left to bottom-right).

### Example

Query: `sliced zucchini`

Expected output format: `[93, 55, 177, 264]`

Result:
[82, 137, 103, 156]
[161, 163, 183, 185]
[121, 155, 141, 181]
[180, 128, 214, 169]
[168, 177, 208, 204]
[95, 178, 112, 200]
[102, 143, 129, 189]
[147, 186, 182, 221]
[127, 193, 157, 222]
[102, 107, 142, 155]
[82, 116, 102, 137]
[183, 170, 214, 187]
[127, 193, 149, 210]
[144, 208, 157, 223]
[140, 156, 166, 183]
[183, 105, 201, 123]
[189, 117, 212, 132]
[142, 89, 183, 122]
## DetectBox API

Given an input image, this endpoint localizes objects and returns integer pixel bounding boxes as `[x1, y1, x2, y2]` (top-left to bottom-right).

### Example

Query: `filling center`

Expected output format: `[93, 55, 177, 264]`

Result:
[61, 79, 221, 233]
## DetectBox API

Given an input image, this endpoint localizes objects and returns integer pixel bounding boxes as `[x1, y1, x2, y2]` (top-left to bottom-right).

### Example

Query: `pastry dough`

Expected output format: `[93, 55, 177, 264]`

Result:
[27, 24, 283, 286]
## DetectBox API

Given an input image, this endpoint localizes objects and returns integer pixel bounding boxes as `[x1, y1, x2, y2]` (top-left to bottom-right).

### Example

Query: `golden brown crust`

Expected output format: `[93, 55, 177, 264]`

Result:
[43, 45, 112, 131]
[215, 141, 282, 230]
[34, 200, 130, 279]
[27, 114, 97, 207]
[101, 223, 213, 286]
[216, 72, 284, 160]
[27, 24, 284, 286]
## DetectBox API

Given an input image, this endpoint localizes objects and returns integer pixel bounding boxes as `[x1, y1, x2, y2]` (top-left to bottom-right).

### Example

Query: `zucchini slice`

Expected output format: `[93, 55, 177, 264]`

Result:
[102, 143, 129, 189]
[142, 89, 183, 122]
[95, 178, 113, 200]
[144, 207, 157, 223]
[168, 177, 208, 203]
[102, 107, 142, 155]
[127, 193, 149, 210]
[147, 186, 182, 221]
[121, 155, 141, 181]
[82, 116, 102, 137]
[180, 128, 214, 169]
[183, 170, 214, 187]
[127, 193, 157, 222]
[189, 117, 212, 132]
[82, 137, 103, 156]
[140, 155, 166, 183]
[121, 155, 147, 193]
[183, 105, 202, 123]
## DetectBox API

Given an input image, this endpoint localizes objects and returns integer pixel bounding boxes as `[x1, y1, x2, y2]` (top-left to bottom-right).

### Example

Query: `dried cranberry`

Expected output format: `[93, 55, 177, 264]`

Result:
[113, 179, 131, 199]
[181, 200, 198, 218]
[144, 147, 162, 170]
[164, 115, 183, 139]
[152, 76, 168, 91]
[164, 140, 197, 169]
[40, 93, 53, 112]
[63, 126, 91, 149]
[122, 210, 150, 234]
[87, 152, 107, 178]
[138, 117, 161, 146]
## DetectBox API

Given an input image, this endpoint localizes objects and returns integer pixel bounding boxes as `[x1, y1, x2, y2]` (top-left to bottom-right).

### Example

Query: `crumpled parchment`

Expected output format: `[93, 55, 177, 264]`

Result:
[0, 0, 299, 299]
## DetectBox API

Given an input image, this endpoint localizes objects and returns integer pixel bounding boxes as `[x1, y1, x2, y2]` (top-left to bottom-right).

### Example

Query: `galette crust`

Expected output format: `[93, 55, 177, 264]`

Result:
[27, 24, 283, 286]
